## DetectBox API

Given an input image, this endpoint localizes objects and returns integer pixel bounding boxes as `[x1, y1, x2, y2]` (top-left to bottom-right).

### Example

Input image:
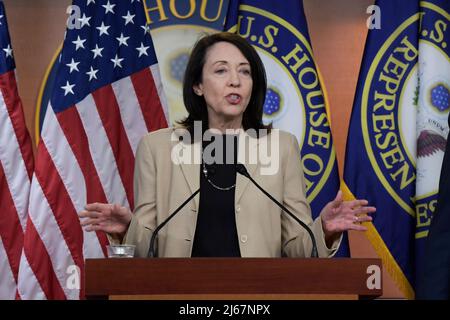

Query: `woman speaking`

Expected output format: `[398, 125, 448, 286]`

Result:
[79, 32, 375, 258]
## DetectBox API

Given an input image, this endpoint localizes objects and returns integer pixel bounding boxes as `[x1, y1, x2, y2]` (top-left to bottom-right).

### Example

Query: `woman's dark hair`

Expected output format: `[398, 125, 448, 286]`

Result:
[178, 32, 270, 137]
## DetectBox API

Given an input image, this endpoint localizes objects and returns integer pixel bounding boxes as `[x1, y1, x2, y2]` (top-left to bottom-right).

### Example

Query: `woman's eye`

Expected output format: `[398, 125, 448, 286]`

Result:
[240, 69, 251, 75]
[215, 69, 226, 74]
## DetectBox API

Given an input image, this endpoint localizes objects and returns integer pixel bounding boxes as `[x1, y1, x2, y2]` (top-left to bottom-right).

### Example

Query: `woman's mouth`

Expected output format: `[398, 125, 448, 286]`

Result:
[226, 94, 242, 105]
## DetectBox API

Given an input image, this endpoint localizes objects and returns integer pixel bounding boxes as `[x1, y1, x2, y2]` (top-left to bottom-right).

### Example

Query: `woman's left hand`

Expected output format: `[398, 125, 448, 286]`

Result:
[320, 190, 376, 239]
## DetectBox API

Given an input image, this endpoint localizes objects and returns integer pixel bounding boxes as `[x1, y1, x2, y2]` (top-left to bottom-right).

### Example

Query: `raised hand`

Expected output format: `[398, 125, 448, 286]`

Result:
[79, 203, 132, 236]
[320, 190, 376, 239]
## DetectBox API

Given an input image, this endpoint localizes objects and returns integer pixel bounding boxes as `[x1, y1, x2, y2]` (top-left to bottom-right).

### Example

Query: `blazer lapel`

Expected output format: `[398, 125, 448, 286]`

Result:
[176, 140, 201, 210]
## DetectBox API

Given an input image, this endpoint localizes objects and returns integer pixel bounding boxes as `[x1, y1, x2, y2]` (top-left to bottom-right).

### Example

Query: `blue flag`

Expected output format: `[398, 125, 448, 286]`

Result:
[225, 0, 348, 256]
[343, 0, 449, 299]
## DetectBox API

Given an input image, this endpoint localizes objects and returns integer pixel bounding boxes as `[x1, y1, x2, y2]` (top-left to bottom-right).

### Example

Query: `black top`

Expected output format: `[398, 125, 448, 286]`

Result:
[191, 134, 241, 257]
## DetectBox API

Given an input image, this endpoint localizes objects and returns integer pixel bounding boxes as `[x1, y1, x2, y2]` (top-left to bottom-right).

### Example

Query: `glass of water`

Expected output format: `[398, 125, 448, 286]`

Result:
[106, 244, 135, 258]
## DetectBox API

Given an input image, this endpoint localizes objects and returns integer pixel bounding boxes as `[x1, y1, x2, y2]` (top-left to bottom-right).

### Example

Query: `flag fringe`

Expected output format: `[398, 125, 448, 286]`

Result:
[341, 181, 415, 299]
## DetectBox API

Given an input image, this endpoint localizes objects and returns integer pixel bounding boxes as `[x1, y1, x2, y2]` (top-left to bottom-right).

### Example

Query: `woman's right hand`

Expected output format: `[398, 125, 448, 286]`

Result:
[79, 203, 133, 237]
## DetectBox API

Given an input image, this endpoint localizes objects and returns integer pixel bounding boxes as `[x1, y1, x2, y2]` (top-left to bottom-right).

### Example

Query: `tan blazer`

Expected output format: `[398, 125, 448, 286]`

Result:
[124, 127, 341, 257]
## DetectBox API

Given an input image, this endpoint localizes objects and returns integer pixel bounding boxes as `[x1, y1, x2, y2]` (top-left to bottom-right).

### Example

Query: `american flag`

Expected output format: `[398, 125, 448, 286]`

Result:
[17, 0, 167, 299]
[0, 1, 34, 300]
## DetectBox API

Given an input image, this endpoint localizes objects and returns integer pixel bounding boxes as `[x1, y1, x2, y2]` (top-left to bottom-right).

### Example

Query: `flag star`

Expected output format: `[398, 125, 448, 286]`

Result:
[0, 15, 3, 25]
[136, 42, 150, 57]
[111, 54, 124, 68]
[61, 81, 75, 96]
[96, 22, 110, 36]
[102, 1, 116, 14]
[141, 24, 150, 35]
[78, 13, 91, 28]
[3, 44, 13, 58]
[66, 58, 80, 73]
[122, 11, 135, 25]
[91, 44, 104, 59]
[72, 36, 86, 50]
[87, 0, 96, 5]
[86, 66, 99, 81]
[116, 33, 130, 47]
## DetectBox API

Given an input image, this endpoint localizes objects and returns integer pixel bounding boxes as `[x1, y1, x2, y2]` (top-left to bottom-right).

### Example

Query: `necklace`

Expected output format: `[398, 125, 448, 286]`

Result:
[202, 162, 236, 191]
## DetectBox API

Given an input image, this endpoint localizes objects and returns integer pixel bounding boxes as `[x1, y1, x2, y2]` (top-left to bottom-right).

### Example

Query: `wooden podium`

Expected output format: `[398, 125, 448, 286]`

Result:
[85, 258, 382, 300]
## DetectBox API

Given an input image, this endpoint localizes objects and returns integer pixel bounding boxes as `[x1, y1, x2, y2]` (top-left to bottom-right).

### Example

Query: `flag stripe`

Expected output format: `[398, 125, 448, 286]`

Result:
[131, 67, 168, 131]
[22, 217, 67, 300]
[0, 71, 33, 179]
[17, 251, 46, 300]
[0, 89, 31, 230]
[0, 67, 33, 299]
[56, 107, 109, 256]
[76, 94, 129, 207]
[0, 237, 16, 299]
[34, 142, 83, 298]
[42, 105, 106, 259]
[92, 86, 135, 209]
[0, 163, 23, 284]
[111, 76, 148, 154]
[149, 64, 169, 123]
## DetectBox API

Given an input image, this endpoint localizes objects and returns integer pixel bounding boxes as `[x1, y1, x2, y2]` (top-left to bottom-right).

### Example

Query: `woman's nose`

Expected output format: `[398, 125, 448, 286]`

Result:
[228, 70, 241, 87]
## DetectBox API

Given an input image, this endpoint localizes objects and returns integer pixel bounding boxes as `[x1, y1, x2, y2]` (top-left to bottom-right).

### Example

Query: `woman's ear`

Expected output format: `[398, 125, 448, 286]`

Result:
[193, 84, 203, 96]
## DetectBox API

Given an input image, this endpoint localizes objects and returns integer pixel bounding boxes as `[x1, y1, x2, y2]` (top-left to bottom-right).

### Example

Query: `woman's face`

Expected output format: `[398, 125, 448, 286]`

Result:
[194, 41, 253, 126]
